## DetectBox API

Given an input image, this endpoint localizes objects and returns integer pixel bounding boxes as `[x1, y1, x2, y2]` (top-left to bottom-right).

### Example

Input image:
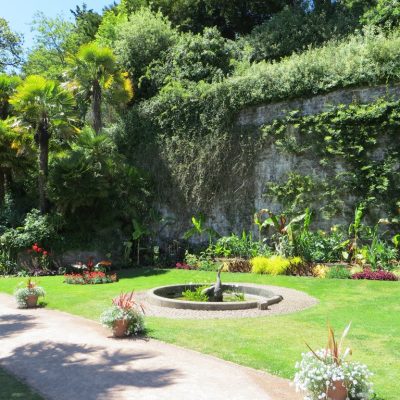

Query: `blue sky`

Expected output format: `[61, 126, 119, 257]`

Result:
[0, 0, 113, 49]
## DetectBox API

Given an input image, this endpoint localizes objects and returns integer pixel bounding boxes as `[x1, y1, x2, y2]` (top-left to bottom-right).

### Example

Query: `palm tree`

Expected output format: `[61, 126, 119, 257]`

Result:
[10, 75, 77, 213]
[68, 42, 133, 134]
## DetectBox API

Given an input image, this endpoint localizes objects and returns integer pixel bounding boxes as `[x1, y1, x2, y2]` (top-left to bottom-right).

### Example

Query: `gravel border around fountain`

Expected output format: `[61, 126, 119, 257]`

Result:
[135, 283, 318, 319]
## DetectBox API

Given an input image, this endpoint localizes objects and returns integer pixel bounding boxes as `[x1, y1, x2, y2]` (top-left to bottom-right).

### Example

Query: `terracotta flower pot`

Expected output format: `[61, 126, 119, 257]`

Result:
[26, 295, 39, 308]
[327, 380, 348, 400]
[112, 319, 129, 337]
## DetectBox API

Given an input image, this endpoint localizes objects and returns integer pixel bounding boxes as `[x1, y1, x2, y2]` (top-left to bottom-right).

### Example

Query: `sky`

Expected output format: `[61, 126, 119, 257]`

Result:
[0, 0, 114, 49]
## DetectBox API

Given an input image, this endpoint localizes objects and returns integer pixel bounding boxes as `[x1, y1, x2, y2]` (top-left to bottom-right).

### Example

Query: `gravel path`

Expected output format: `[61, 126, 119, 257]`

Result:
[0, 293, 303, 400]
[136, 283, 318, 319]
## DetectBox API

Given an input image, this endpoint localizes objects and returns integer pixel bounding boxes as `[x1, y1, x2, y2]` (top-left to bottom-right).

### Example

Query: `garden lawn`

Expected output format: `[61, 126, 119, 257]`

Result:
[0, 269, 398, 400]
[0, 367, 43, 400]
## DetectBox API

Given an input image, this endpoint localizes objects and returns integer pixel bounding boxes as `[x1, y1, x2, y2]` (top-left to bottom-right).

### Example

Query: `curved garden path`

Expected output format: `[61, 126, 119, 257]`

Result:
[0, 293, 302, 400]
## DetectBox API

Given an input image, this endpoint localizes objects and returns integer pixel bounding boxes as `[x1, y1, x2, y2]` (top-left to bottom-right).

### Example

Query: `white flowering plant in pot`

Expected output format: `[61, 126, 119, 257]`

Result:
[100, 291, 145, 337]
[14, 278, 45, 308]
[294, 323, 374, 400]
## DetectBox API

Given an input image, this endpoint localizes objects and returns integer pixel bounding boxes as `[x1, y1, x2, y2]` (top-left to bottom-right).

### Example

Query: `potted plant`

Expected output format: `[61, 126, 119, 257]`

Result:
[100, 292, 145, 337]
[14, 278, 45, 308]
[294, 323, 374, 400]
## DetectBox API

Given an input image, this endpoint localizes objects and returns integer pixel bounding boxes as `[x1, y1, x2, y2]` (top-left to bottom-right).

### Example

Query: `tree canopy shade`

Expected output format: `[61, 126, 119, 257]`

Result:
[10, 75, 77, 213]
[68, 42, 133, 133]
[0, 18, 23, 71]
[118, 0, 299, 38]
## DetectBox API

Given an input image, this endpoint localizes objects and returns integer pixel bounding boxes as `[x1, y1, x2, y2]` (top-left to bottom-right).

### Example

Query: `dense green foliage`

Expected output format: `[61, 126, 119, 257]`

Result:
[1, 0, 400, 271]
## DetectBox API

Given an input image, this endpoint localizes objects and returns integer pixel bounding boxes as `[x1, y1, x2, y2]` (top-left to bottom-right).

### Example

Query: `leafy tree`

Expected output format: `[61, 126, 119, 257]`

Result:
[0, 18, 23, 70]
[70, 3, 103, 44]
[147, 27, 235, 91]
[113, 8, 177, 82]
[118, 0, 298, 38]
[67, 42, 133, 133]
[0, 74, 21, 119]
[362, 0, 400, 28]
[242, 3, 362, 62]
[23, 12, 76, 79]
[10, 75, 77, 213]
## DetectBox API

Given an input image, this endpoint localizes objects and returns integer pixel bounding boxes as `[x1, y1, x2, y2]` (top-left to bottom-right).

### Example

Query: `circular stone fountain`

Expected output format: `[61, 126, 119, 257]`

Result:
[147, 283, 283, 311]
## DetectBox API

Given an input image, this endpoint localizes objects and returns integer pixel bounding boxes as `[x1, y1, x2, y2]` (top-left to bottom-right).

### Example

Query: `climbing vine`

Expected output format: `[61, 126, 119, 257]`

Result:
[262, 98, 400, 221]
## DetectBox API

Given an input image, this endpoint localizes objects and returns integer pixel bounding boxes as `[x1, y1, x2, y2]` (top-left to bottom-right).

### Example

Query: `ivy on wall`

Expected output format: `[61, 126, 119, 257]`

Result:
[262, 97, 400, 221]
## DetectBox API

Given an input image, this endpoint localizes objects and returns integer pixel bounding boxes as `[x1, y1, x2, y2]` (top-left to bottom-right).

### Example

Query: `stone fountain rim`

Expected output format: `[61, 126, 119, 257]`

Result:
[147, 282, 283, 311]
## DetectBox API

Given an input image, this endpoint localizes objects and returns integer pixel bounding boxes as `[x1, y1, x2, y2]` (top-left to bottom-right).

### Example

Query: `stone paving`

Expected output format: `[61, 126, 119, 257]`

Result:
[0, 293, 302, 400]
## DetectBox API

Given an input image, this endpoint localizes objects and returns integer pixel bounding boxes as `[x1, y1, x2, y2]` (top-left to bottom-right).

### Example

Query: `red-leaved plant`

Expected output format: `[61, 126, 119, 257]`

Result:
[352, 268, 398, 281]
[112, 292, 145, 314]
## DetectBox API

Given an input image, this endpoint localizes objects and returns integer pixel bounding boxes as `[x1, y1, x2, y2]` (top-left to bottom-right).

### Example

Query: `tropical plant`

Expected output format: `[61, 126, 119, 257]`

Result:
[183, 214, 219, 244]
[295, 323, 374, 400]
[255, 208, 309, 256]
[14, 278, 45, 308]
[10, 75, 77, 213]
[209, 231, 272, 259]
[100, 291, 145, 336]
[67, 42, 133, 133]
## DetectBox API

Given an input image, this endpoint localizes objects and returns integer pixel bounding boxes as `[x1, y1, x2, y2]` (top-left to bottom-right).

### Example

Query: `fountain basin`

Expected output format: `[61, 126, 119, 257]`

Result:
[147, 283, 283, 311]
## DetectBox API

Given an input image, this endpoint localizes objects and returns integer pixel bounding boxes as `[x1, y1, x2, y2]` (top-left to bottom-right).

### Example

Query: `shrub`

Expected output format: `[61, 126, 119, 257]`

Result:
[312, 264, 329, 278]
[351, 268, 398, 281]
[221, 258, 251, 273]
[326, 265, 351, 279]
[251, 255, 292, 275]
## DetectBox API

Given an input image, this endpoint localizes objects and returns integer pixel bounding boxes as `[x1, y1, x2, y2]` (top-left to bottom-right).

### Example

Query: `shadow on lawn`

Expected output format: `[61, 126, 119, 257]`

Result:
[117, 267, 170, 280]
[0, 314, 38, 338]
[2, 341, 180, 400]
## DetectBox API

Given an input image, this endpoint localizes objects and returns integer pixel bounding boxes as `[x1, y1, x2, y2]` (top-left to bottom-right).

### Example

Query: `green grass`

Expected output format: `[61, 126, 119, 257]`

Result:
[0, 367, 43, 400]
[1, 269, 399, 399]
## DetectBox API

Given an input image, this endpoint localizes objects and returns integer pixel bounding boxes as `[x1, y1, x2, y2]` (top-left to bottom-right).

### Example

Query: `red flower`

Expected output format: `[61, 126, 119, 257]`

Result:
[37, 247, 43, 253]
[32, 244, 38, 252]
[43, 250, 48, 256]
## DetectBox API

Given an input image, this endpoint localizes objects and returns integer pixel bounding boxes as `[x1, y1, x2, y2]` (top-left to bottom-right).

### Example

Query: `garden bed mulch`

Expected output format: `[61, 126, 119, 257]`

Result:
[136, 284, 318, 319]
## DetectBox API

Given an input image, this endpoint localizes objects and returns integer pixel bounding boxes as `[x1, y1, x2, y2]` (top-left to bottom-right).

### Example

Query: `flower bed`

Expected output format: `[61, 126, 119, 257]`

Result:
[64, 271, 117, 285]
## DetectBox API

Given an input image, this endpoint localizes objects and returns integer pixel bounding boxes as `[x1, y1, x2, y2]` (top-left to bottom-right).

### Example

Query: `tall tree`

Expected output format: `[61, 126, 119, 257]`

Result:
[0, 18, 23, 71]
[70, 3, 103, 44]
[68, 42, 133, 133]
[23, 12, 75, 79]
[10, 75, 77, 213]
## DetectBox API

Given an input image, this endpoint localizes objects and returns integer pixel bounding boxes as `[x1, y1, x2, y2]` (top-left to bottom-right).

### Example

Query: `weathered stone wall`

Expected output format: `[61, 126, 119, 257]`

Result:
[160, 84, 400, 240]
